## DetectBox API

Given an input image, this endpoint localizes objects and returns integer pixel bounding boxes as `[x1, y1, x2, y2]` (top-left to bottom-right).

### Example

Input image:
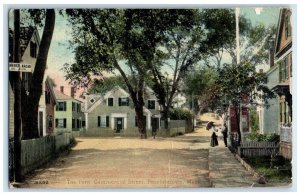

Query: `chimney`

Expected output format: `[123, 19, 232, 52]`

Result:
[60, 86, 64, 93]
[71, 87, 76, 98]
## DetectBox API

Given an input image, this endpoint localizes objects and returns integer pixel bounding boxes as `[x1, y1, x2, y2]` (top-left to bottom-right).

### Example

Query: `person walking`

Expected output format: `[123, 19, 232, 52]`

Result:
[206, 122, 219, 147]
[221, 124, 228, 147]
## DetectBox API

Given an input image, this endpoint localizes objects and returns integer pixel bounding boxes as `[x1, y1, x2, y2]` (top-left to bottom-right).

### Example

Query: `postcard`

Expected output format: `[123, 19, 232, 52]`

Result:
[7, 6, 292, 189]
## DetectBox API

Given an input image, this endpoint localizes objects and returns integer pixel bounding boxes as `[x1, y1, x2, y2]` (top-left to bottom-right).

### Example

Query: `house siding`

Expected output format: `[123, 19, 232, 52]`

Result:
[262, 66, 280, 134]
[54, 99, 84, 133]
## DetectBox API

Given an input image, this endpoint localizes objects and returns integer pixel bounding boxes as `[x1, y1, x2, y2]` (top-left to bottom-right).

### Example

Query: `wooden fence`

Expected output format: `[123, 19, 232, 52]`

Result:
[237, 141, 278, 157]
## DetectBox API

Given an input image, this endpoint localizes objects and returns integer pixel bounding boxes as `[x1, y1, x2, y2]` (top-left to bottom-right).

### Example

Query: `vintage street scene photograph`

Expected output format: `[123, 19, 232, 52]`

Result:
[7, 7, 293, 189]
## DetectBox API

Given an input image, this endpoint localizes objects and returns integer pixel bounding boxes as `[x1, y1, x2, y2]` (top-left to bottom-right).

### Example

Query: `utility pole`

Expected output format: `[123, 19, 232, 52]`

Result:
[12, 9, 22, 182]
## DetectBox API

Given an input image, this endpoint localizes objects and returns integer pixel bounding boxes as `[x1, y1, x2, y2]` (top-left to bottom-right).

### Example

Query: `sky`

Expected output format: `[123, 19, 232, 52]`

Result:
[9, 7, 282, 97]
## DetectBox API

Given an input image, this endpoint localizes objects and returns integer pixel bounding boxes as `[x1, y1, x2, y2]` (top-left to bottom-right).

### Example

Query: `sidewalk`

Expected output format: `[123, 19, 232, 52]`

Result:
[197, 113, 258, 188]
[208, 146, 257, 188]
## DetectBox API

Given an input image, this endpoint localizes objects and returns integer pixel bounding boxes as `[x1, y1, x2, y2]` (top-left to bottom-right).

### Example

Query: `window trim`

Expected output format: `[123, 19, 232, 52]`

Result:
[147, 99, 156, 109]
[107, 97, 114, 107]
[119, 97, 129, 106]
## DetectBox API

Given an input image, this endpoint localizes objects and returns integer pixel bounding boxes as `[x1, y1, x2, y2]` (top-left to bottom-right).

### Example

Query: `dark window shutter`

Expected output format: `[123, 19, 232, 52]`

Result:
[55, 119, 58, 128]
[64, 102, 67, 111]
[127, 98, 129, 106]
[63, 119, 67, 128]
[106, 116, 109, 127]
[119, 98, 121, 106]
[98, 116, 101, 127]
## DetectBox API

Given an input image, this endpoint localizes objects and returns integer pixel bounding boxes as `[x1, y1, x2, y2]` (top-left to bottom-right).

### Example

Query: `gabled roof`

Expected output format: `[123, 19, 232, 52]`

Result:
[9, 26, 40, 59]
[104, 86, 130, 99]
[274, 8, 292, 57]
[53, 88, 82, 102]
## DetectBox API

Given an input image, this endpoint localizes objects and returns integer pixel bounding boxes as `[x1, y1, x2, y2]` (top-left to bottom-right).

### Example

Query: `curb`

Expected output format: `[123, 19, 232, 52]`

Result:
[233, 152, 262, 182]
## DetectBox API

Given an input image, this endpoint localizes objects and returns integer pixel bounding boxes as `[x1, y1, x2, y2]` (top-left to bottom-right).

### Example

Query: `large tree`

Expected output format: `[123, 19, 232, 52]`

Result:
[64, 9, 196, 138]
[183, 66, 221, 116]
[149, 9, 242, 130]
[10, 9, 55, 139]
[11, 9, 56, 139]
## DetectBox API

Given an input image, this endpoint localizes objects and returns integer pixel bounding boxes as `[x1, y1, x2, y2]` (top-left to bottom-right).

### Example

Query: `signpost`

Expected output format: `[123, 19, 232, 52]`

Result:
[9, 63, 32, 72]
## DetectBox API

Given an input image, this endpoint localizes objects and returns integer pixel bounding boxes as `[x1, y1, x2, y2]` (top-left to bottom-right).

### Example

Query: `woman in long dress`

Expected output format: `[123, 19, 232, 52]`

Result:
[206, 121, 218, 147]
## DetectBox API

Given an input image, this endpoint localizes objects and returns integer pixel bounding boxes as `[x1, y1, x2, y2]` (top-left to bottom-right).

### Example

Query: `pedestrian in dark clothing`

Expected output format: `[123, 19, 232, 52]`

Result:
[221, 124, 228, 147]
[210, 125, 219, 147]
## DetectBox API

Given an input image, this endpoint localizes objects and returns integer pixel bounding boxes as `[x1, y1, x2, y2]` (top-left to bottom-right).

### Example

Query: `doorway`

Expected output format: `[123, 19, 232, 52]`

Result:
[115, 118, 123, 133]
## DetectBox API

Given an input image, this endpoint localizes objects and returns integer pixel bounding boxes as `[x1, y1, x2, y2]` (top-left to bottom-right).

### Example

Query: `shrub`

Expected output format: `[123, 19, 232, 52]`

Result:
[170, 108, 193, 120]
[247, 132, 280, 142]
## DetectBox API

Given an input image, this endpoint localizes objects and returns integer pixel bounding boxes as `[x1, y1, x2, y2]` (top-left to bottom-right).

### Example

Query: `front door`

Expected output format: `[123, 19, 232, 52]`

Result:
[115, 118, 123, 133]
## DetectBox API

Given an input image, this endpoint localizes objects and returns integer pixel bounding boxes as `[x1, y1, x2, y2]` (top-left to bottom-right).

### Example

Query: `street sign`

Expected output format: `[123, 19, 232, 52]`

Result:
[9, 63, 32, 72]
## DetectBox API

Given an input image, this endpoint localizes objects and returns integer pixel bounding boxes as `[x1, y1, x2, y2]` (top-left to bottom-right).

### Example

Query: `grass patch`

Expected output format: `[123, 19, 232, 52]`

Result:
[244, 156, 292, 183]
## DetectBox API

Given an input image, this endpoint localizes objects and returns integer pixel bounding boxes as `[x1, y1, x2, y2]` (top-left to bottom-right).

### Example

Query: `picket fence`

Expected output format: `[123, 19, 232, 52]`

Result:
[237, 141, 278, 157]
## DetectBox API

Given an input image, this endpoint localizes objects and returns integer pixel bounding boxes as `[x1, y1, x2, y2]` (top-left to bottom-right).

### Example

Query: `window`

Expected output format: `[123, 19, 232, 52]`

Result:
[72, 119, 75, 128]
[285, 14, 291, 38]
[56, 102, 66, 111]
[77, 119, 80, 128]
[82, 120, 86, 128]
[77, 103, 81, 112]
[48, 115, 53, 128]
[148, 100, 155, 109]
[89, 98, 95, 104]
[119, 97, 129, 106]
[279, 57, 289, 82]
[30, 41, 37, 58]
[108, 98, 114, 106]
[99, 115, 106, 127]
[72, 102, 76, 111]
[56, 118, 66, 128]
[45, 91, 50, 104]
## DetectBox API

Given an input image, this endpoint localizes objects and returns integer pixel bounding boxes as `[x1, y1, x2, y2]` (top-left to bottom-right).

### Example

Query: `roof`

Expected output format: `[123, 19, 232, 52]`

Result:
[9, 26, 40, 59]
[53, 89, 82, 102]
[274, 8, 292, 57]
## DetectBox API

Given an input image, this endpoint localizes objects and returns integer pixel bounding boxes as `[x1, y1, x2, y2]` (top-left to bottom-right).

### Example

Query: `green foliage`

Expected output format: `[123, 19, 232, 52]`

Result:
[250, 108, 259, 134]
[216, 62, 275, 107]
[245, 156, 292, 182]
[247, 133, 280, 142]
[183, 67, 221, 112]
[88, 76, 128, 94]
[170, 108, 193, 120]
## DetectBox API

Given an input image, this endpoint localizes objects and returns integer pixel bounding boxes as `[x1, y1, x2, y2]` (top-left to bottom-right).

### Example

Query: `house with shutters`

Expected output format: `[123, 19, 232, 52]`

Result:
[9, 26, 52, 138]
[54, 86, 85, 134]
[261, 8, 292, 159]
[82, 86, 161, 137]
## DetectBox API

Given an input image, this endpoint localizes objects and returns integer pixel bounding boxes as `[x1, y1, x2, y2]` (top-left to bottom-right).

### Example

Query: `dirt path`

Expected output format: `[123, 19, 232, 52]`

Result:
[18, 113, 229, 189]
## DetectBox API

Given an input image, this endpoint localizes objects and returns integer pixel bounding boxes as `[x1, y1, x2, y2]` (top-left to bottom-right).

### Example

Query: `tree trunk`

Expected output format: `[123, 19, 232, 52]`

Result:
[22, 9, 55, 139]
[163, 106, 170, 136]
[234, 105, 241, 146]
[135, 104, 147, 139]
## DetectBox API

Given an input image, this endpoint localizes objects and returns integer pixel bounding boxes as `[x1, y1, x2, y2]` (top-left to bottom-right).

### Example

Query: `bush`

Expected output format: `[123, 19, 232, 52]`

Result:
[170, 108, 193, 120]
[247, 132, 280, 142]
